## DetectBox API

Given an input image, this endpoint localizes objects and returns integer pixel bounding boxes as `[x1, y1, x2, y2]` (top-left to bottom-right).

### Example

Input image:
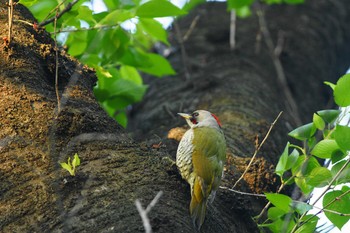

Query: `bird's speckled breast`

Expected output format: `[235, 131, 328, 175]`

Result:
[176, 129, 194, 182]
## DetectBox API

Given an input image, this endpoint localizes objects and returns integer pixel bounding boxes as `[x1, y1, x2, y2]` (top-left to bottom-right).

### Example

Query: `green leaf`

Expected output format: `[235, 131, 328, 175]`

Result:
[313, 113, 325, 130]
[67, 30, 88, 56]
[331, 149, 346, 164]
[139, 18, 170, 45]
[317, 109, 341, 124]
[295, 176, 313, 194]
[120, 65, 143, 85]
[292, 155, 320, 175]
[115, 111, 128, 128]
[139, 53, 176, 77]
[288, 123, 316, 141]
[18, 0, 39, 7]
[119, 47, 152, 68]
[311, 139, 340, 159]
[60, 162, 74, 176]
[293, 201, 312, 215]
[27, 0, 58, 23]
[227, 0, 254, 9]
[284, 0, 304, 4]
[235, 6, 252, 18]
[295, 215, 319, 233]
[183, 0, 205, 12]
[268, 207, 285, 220]
[265, 193, 292, 213]
[275, 142, 290, 177]
[98, 9, 134, 26]
[286, 149, 299, 170]
[264, 0, 282, 3]
[77, 5, 96, 25]
[136, 0, 187, 18]
[324, 81, 336, 90]
[334, 125, 350, 151]
[72, 153, 80, 168]
[109, 79, 147, 102]
[331, 161, 350, 185]
[334, 73, 350, 107]
[292, 155, 320, 194]
[307, 167, 332, 187]
[259, 218, 295, 233]
[323, 190, 350, 230]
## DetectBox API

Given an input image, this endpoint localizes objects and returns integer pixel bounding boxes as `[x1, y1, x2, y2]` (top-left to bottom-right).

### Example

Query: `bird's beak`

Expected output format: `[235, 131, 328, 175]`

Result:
[177, 113, 191, 119]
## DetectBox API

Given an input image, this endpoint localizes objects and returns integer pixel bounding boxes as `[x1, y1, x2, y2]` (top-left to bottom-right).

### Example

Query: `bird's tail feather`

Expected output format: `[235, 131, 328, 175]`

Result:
[190, 178, 208, 230]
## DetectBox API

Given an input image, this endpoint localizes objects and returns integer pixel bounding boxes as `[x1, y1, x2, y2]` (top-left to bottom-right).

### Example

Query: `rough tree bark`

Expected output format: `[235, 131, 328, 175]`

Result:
[0, 0, 350, 233]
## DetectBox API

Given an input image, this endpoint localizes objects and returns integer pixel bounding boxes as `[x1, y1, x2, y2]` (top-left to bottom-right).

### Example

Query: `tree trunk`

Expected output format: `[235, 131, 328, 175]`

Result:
[1, 0, 350, 232]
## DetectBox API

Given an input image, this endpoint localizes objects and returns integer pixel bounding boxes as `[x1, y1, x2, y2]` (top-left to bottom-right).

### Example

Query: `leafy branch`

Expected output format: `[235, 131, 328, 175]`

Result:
[258, 73, 350, 233]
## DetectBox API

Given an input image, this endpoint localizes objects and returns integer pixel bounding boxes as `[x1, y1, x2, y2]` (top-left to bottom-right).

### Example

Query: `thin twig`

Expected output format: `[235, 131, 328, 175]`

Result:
[51, 24, 120, 34]
[229, 10, 236, 50]
[183, 15, 200, 42]
[274, 31, 285, 57]
[135, 191, 163, 233]
[39, 0, 79, 27]
[256, 6, 302, 126]
[232, 111, 283, 190]
[54, 10, 61, 112]
[8, 0, 14, 44]
[219, 186, 265, 197]
[13, 19, 34, 27]
[174, 21, 191, 81]
[40, 0, 69, 24]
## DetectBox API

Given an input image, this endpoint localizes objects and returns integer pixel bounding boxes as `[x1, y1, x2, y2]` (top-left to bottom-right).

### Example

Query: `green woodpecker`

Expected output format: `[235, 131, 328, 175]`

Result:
[176, 110, 226, 230]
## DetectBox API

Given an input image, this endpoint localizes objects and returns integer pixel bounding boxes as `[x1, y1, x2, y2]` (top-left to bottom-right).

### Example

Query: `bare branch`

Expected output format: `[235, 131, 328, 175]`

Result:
[7, 0, 14, 44]
[39, 0, 79, 27]
[54, 10, 61, 112]
[229, 10, 236, 50]
[51, 24, 120, 34]
[256, 6, 302, 126]
[183, 15, 200, 42]
[135, 191, 163, 233]
[174, 22, 191, 80]
[219, 186, 265, 197]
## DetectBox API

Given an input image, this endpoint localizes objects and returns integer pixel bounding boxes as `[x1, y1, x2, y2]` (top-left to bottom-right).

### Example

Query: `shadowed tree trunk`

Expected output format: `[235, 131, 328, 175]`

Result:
[1, 0, 350, 232]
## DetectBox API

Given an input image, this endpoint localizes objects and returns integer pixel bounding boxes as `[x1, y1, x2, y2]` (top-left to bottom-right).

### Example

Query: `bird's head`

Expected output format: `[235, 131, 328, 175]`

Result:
[178, 110, 222, 129]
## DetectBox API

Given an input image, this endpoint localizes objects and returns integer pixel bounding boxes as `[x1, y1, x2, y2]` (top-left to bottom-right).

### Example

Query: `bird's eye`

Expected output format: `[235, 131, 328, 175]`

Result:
[192, 112, 199, 117]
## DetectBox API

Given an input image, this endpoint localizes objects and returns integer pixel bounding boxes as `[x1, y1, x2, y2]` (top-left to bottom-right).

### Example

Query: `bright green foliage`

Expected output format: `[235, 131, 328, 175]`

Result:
[60, 153, 81, 176]
[19, 0, 179, 126]
[317, 109, 341, 124]
[323, 190, 350, 230]
[307, 167, 332, 187]
[265, 193, 292, 213]
[136, 0, 186, 18]
[261, 74, 350, 232]
[311, 139, 340, 159]
[227, 0, 254, 9]
[334, 74, 350, 107]
[313, 113, 325, 130]
[334, 125, 350, 151]
[288, 123, 316, 141]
